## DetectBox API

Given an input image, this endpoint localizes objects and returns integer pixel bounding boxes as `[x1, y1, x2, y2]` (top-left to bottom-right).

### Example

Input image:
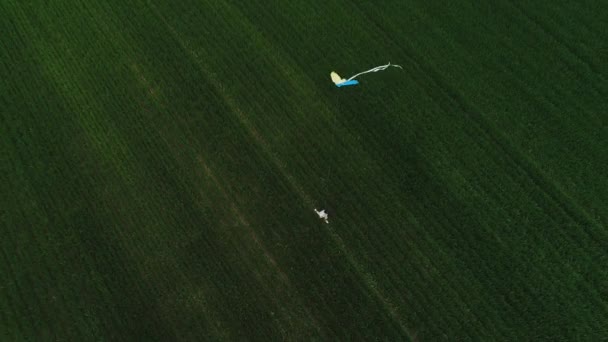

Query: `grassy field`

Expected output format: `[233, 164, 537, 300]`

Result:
[2, 0, 607, 340]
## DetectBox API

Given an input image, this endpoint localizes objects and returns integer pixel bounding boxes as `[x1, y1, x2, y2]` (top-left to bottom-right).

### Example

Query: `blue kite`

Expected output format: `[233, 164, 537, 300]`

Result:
[330, 62, 402, 87]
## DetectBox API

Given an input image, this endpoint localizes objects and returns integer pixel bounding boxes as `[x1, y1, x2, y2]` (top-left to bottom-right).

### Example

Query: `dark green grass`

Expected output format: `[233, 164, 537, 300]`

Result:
[2, 0, 607, 340]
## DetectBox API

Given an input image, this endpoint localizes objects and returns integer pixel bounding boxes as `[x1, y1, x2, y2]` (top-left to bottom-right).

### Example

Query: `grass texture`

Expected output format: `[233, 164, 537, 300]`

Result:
[1, 0, 607, 340]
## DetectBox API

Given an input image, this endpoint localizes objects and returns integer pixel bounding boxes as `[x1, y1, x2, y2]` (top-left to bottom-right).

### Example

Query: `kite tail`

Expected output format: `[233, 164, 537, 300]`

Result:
[346, 62, 403, 81]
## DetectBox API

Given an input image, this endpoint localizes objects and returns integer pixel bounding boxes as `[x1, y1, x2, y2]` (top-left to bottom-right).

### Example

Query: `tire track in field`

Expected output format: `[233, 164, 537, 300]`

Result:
[0, 64, 55, 342]
[339, 1, 608, 335]
[77, 18, 249, 340]
[222, 3, 490, 336]
[9, 3, 223, 338]
[376, 0, 608, 230]
[396, 0, 608, 266]
[349, 1, 608, 326]
[0, 5, 114, 338]
[5, 1, 298, 339]
[194, 155, 324, 338]
[2, 73, 133, 342]
[124, 3, 325, 336]
[458, 0, 608, 102]
[210, 7, 431, 338]
[85, 8, 274, 339]
[202, 3, 416, 337]
[227, 2, 604, 340]
[0, 243, 29, 339]
[460, 0, 608, 107]
[348, 0, 606, 246]
[363, 142, 502, 339]
[540, 2, 608, 42]
[0, 151, 56, 337]
[510, 1, 607, 63]
[408, 42, 606, 260]
[505, 1, 608, 86]
[398, 37, 608, 323]
[153, 0, 608, 336]
[315, 125, 485, 338]
[144, 1, 414, 338]
[314, 1, 508, 336]
[195, 1, 484, 336]
[129, 37, 328, 342]
[331, 86, 510, 338]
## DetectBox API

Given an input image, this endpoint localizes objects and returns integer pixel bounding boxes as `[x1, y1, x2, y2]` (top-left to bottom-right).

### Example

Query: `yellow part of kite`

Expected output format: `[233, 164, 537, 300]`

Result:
[330, 71, 346, 85]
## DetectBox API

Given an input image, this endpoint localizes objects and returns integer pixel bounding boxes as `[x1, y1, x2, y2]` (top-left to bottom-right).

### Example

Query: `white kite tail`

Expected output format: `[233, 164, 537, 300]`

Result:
[346, 62, 403, 81]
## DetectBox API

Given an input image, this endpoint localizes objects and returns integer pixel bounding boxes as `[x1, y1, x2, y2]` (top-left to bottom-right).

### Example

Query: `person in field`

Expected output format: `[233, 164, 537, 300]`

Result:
[314, 208, 329, 224]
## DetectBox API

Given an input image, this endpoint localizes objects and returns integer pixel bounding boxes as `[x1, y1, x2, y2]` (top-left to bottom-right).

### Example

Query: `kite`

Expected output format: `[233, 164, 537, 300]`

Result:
[330, 62, 403, 87]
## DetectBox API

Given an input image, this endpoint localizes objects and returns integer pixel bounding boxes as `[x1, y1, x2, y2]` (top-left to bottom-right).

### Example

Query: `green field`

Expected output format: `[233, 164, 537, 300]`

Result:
[2, 0, 608, 340]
